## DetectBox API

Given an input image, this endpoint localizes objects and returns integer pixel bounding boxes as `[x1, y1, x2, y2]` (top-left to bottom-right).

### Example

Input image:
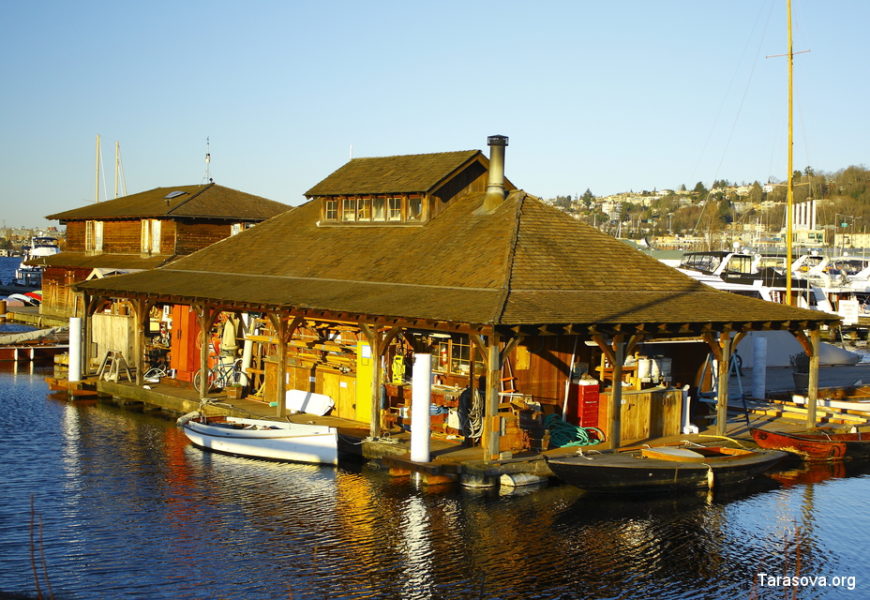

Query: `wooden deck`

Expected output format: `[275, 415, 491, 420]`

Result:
[46, 372, 860, 491]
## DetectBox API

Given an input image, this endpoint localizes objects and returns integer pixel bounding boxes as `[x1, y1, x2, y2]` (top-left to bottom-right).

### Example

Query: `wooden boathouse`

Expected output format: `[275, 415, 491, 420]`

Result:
[73, 136, 839, 458]
[34, 182, 289, 319]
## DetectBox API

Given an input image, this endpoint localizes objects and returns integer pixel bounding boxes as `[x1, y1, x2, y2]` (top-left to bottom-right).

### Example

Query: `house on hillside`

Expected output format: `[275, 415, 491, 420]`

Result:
[35, 182, 290, 318]
[77, 137, 837, 457]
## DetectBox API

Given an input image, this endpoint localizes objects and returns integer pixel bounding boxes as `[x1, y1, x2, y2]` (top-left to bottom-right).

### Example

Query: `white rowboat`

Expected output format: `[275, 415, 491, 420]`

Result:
[181, 415, 339, 465]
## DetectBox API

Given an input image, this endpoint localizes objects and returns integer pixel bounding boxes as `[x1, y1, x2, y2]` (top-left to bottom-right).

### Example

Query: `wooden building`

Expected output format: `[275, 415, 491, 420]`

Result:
[77, 137, 838, 456]
[35, 183, 290, 318]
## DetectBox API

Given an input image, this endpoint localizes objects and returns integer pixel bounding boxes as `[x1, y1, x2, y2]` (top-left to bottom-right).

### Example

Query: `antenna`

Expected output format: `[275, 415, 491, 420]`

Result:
[204, 137, 212, 183]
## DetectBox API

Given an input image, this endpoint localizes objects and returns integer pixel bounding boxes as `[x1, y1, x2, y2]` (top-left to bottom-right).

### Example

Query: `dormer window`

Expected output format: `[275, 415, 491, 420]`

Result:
[372, 198, 386, 221]
[341, 198, 356, 222]
[357, 198, 371, 221]
[321, 195, 427, 225]
[387, 197, 402, 221]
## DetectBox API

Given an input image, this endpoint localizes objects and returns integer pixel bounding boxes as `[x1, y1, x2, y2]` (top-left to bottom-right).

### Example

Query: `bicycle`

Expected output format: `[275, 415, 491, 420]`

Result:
[193, 358, 244, 393]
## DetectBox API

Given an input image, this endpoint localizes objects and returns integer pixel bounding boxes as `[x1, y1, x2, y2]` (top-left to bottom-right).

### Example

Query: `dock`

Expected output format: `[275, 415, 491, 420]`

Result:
[45, 360, 870, 491]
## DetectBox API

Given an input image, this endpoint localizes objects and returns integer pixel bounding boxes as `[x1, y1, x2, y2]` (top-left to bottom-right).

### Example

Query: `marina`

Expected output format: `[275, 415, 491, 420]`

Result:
[1, 363, 868, 599]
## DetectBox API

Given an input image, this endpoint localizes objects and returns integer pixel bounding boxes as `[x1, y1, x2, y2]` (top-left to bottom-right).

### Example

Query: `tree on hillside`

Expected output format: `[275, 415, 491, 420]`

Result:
[581, 188, 594, 208]
[749, 181, 763, 203]
[693, 181, 708, 197]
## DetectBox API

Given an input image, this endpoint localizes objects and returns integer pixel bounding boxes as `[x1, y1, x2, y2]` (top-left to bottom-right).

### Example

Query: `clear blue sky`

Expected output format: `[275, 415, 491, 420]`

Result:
[1, 0, 867, 227]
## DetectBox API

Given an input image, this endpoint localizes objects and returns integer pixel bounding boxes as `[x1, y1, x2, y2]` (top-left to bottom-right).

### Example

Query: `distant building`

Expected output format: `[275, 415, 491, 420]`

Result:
[35, 183, 290, 317]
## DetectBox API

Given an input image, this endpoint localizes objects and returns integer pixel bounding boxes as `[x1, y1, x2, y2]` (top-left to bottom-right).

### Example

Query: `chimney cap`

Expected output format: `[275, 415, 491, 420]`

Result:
[487, 135, 509, 147]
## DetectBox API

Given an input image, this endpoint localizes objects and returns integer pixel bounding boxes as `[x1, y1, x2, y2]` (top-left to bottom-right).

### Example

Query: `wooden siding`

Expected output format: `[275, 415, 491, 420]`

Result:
[65, 222, 86, 252]
[174, 221, 233, 255]
[600, 389, 682, 445]
[42, 266, 90, 317]
[102, 220, 142, 254]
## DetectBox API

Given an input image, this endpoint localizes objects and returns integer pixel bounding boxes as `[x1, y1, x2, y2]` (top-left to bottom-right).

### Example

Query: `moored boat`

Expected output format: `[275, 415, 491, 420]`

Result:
[545, 444, 787, 494]
[179, 414, 339, 465]
[750, 427, 870, 462]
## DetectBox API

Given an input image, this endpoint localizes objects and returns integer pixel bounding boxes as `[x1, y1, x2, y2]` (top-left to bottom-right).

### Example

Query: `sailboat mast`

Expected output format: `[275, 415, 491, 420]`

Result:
[95, 134, 101, 203]
[785, 0, 795, 304]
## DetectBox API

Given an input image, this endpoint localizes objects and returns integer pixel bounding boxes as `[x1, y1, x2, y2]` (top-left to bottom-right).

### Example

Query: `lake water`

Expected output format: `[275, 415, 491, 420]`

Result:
[0, 367, 868, 599]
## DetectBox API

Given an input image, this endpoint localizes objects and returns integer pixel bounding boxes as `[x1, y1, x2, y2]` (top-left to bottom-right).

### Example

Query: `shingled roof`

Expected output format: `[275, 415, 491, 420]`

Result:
[46, 183, 290, 222]
[304, 150, 483, 196]
[77, 190, 838, 330]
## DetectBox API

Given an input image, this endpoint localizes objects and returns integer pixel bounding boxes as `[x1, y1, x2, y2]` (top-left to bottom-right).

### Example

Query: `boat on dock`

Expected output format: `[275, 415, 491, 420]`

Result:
[0, 326, 69, 362]
[179, 414, 339, 465]
[545, 444, 787, 494]
[750, 427, 870, 462]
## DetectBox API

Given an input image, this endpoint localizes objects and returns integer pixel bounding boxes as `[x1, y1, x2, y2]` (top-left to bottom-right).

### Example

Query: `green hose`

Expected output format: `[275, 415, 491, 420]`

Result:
[544, 414, 605, 448]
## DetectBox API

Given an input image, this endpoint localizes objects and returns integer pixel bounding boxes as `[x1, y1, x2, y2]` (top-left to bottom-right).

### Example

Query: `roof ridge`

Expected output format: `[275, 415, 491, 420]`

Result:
[493, 192, 526, 324]
[166, 182, 214, 215]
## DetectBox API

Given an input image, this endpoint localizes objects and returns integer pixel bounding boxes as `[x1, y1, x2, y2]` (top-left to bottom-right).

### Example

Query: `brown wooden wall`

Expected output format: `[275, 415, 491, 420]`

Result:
[64, 222, 86, 251]
[102, 220, 142, 253]
[514, 336, 598, 409]
[175, 221, 233, 255]
[41, 266, 90, 317]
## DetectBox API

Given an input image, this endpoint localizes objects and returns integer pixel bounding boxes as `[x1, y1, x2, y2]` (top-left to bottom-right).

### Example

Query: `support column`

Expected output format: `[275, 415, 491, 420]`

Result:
[410, 353, 432, 463]
[133, 298, 149, 386]
[608, 340, 626, 449]
[483, 334, 501, 461]
[275, 317, 288, 418]
[68, 317, 82, 383]
[197, 306, 211, 401]
[716, 334, 733, 436]
[806, 329, 821, 427]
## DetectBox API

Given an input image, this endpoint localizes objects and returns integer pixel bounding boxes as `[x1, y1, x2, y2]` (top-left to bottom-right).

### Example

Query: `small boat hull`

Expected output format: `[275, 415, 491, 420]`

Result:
[751, 428, 870, 462]
[545, 445, 787, 494]
[182, 416, 339, 465]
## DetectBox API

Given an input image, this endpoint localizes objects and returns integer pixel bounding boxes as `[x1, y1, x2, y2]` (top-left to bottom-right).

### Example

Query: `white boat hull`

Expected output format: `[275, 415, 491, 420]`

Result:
[182, 416, 339, 465]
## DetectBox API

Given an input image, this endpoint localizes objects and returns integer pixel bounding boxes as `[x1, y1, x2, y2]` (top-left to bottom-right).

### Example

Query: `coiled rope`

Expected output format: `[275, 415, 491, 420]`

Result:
[544, 414, 605, 448]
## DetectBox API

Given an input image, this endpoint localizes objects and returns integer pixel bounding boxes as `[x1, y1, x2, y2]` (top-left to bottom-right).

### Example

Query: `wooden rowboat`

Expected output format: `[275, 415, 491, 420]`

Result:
[180, 414, 339, 465]
[545, 444, 787, 494]
[750, 427, 870, 462]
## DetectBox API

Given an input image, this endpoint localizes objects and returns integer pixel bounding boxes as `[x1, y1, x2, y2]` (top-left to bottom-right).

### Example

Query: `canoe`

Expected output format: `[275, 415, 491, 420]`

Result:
[545, 444, 787, 494]
[180, 415, 339, 465]
[750, 427, 870, 462]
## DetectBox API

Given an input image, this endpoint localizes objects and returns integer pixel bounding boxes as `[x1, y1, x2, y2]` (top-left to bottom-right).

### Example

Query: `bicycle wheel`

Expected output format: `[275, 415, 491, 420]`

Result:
[192, 368, 216, 393]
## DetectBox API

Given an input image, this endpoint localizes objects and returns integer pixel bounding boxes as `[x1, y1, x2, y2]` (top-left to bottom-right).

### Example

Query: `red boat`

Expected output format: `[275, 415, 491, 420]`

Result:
[751, 428, 870, 462]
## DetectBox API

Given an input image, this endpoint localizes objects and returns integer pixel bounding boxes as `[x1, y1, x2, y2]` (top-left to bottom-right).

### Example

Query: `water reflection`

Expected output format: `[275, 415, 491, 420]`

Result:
[0, 369, 869, 599]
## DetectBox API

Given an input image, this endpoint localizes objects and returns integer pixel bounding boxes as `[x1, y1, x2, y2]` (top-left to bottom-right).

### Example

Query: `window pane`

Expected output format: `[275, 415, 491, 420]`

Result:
[372, 198, 386, 221]
[342, 198, 356, 221]
[324, 200, 337, 221]
[407, 197, 423, 222]
[388, 197, 402, 221]
[357, 198, 371, 221]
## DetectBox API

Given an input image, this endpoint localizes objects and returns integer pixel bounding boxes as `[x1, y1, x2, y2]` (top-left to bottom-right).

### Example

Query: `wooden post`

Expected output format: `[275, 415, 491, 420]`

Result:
[807, 328, 821, 427]
[197, 305, 211, 401]
[608, 338, 626, 450]
[133, 298, 147, 385]
[358, 321, 401, 439]
[483, 333, 501, 460]
[592, 333, 626, 449]
[275, 316, 288, 418]
[267, 314, 303, 419]
[716, 333, 733, 436]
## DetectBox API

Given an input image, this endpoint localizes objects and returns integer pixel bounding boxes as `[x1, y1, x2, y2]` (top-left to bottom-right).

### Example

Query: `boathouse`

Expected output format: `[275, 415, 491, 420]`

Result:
[74, 136, 839, 456]
[35, 183, 290, 319]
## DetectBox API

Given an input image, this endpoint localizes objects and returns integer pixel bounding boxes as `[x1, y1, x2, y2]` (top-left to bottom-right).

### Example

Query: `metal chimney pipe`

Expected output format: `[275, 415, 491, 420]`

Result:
[483, 135, 508, 211]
